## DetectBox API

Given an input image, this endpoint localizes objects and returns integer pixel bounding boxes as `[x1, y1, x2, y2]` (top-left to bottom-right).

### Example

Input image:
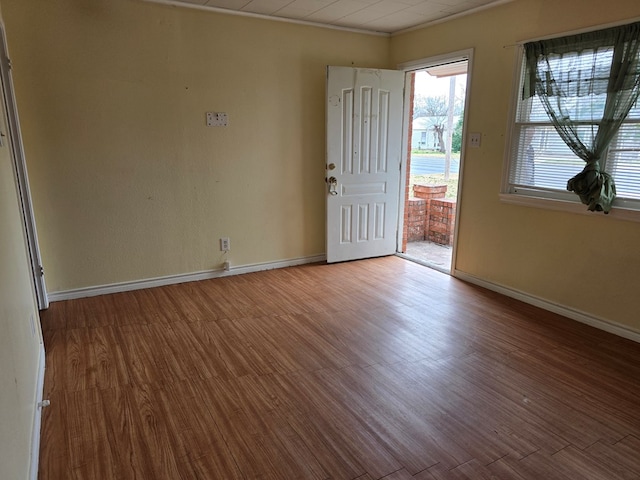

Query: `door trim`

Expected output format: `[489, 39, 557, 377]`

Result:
[0, 23, 48, 309]
[396, 48, 474, 274]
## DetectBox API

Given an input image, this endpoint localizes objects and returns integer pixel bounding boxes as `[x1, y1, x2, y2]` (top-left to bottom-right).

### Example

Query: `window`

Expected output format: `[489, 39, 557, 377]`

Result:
[503, 22, 640, 216]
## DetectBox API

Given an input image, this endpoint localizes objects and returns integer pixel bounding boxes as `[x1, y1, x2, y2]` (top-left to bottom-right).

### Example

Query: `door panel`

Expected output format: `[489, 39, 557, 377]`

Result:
[326, 66, 404, 263]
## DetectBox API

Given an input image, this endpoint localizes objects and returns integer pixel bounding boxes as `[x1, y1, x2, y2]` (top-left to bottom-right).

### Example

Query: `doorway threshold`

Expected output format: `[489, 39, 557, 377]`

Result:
[397, 240, 452, 274]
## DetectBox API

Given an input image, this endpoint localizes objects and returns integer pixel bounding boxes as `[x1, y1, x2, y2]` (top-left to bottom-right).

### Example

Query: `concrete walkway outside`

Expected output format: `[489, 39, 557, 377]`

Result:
[404, 240, 453, 272]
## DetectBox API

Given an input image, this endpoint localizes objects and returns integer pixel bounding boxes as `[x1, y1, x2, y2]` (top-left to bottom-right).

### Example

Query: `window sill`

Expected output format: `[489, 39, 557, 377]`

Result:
[499, 193, 640, 223]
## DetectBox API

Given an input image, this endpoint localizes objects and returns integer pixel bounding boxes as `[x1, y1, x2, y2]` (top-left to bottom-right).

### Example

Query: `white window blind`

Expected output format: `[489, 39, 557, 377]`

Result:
[505, 47, 640, 210]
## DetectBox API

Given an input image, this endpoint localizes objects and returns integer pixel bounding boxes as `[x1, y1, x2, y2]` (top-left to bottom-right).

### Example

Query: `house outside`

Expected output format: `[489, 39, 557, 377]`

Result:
[411, 115, 461, 151]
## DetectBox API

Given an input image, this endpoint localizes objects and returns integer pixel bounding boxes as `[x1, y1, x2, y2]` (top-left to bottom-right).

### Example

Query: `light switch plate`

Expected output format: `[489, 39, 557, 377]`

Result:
[206, 112, 228, 127]
[469, 132, 481, 148]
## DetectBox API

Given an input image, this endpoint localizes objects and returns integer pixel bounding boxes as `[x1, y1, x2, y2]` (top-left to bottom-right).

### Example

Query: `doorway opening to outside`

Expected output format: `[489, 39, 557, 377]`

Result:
[398, 56, 470, 274]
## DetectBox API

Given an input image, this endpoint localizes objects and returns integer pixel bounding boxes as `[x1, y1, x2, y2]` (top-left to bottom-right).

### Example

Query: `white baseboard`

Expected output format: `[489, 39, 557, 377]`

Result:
[453, 269, 640, 344]
[47, 254, 327, 302]
[30, 341, 46, 480]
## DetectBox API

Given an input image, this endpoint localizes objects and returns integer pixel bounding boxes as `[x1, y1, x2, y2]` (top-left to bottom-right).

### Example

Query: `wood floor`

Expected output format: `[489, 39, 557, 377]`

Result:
[38, 256, 640, 480]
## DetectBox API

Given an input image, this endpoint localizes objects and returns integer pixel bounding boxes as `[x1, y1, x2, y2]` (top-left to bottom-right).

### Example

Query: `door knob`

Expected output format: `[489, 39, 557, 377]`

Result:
[326, 176, 338, 195]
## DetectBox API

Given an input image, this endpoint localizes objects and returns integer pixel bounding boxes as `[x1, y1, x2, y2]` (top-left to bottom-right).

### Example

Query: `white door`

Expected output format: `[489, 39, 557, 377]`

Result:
[326, 66, 405, 263]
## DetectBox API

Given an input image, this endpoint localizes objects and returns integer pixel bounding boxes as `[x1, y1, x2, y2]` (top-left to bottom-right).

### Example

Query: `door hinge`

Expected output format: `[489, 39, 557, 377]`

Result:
[39, 265, 44, 277]
[6, 57, 12, 70]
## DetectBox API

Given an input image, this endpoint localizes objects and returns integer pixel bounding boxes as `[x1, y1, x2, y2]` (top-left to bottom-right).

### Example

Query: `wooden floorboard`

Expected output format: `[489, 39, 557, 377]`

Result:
[38, 256, 640, 479]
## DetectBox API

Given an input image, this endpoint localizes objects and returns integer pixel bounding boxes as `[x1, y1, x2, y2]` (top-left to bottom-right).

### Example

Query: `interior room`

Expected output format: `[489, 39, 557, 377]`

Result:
[1, 0, 640, 478]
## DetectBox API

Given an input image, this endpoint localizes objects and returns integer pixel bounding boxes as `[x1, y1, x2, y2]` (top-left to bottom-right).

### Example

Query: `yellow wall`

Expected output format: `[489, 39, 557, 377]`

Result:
[391, 0, 640, 331]
[0, 4, 43, 477]
[2, 0, 640, 335]
[1, 0, 389, 292]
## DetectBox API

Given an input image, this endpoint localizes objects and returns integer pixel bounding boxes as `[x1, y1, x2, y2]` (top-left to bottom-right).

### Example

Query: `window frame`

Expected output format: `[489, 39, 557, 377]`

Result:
[501, 43, 640, 223]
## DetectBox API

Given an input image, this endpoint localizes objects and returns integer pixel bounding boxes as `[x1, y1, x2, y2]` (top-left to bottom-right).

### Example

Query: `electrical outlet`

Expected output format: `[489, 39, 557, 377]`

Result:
[206, 112, 228, 127]
[469, 132, 482, 148]
[220, 237, 230, 251]
[223, 261, 230, 271]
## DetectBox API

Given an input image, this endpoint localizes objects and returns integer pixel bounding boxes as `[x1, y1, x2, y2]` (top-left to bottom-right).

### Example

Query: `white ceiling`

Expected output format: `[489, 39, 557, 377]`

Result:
[148, 0, 510, 34]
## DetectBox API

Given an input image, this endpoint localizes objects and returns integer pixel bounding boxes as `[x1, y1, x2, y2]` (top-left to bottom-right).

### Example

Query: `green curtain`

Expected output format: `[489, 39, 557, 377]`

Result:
[523, 22, 640, 213]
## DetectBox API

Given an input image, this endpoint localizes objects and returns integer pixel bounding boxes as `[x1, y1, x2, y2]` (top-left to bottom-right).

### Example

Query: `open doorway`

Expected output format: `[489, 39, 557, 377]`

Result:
[397, 53, 471, 274]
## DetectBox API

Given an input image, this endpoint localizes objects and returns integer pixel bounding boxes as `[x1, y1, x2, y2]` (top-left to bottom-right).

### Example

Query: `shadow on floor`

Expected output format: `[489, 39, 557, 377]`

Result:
[402, 240, 453, 273]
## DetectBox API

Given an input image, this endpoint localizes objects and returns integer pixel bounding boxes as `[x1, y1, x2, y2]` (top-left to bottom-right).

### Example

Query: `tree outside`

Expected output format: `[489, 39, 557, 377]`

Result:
[412, 89, 464, 153]
[413, 95, 449, 152]
[451, 116, 464, 153]
[411, 70, 467, 196]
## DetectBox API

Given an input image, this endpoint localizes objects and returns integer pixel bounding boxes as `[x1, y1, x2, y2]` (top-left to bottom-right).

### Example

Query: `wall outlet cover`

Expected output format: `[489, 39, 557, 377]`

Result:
[206, 112, 228, 127]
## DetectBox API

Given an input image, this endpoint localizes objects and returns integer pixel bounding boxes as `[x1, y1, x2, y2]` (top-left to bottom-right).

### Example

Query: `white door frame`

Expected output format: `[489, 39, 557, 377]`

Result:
[396, 49, 474, 274]
[0, 23, 48, 309]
